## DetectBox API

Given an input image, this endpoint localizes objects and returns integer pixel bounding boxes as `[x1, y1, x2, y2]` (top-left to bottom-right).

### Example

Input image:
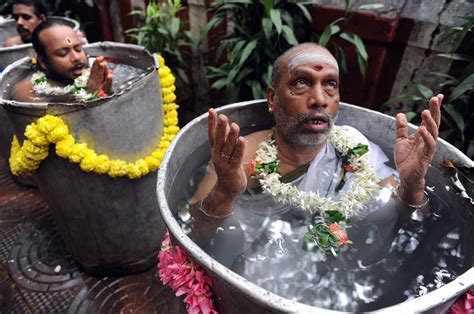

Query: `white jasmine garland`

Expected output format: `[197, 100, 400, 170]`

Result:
[253, 126, 381, 218]
[31, 69, 98, 101]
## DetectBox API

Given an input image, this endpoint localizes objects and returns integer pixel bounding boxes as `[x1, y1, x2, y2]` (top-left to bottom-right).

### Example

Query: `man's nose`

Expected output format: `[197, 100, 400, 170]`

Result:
[308, 84, 327, 109]
[70, 50, 80, 62]
[17, 17, 25, 27]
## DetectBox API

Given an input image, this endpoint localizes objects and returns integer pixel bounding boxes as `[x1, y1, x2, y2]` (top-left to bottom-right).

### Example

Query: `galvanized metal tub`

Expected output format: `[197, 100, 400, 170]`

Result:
[0, 42, 165, 276]
[157, 99, 474, 313]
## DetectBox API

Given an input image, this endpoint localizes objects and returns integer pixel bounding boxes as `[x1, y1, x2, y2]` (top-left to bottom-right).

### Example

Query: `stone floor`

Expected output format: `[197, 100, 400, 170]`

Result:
[0, 156, 186, 313]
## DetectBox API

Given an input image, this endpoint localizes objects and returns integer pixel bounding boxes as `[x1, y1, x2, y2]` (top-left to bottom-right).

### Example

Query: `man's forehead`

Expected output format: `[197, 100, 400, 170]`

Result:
[12, 4, 36, 15]
[286, 48, 339, 73]
[41, 26, 80, 49]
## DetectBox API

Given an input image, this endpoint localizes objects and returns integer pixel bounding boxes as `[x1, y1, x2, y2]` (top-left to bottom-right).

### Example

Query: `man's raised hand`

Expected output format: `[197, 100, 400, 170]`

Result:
[208, 109, 247, 200]
[394, 94, 443, 204]
[87, 56, 113, 95]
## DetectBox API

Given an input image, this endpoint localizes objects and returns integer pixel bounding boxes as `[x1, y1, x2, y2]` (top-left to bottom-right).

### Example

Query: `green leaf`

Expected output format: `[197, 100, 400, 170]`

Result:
[270, 9, 283, 35]
[210, 78, 228, 90]
[337, 46, 347, 73]
[262, 18, 273, 41]
[170, 17, 181, 39]
[264, 0, 273, 16]
[443, 104, 465, 139]
[358, 4, 385, 10]
[406, 111, 417, 121]
[250, 80, 265, 99]
[380, 93, 423, 111]
[437, 53, 474, 63]
[414, 83, 434, 99]
[282, 25, 298, 46]
[319, 24, 340, 47]
[295, 3, 312, 23]
[449, 74, 474, 102]
[239, 40, 258, 66]
[340, 32, 368, 62]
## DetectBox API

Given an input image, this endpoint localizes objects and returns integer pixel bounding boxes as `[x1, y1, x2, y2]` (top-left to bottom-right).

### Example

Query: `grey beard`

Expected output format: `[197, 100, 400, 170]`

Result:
[274, 106, 337, 147]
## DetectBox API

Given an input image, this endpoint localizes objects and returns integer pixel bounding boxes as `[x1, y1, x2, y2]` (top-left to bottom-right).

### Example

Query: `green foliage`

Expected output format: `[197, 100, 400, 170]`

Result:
[205, 0, 313, 103]
[126, 0, 189, 88]
[206, 0, 371, 104]
[382, 16, 474, 158]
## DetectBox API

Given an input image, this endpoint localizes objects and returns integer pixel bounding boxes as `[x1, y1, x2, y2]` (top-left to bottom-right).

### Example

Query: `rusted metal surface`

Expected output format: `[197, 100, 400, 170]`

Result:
[0, 156, 186, 313]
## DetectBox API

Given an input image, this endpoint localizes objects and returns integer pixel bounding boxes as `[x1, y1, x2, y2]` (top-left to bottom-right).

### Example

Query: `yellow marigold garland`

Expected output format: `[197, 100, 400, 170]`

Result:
[9, 55, 179, 179]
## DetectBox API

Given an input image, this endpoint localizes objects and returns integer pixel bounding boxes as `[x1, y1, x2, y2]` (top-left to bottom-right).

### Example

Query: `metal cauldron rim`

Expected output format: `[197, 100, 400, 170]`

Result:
[157, 99, 474, 313]
[0, 41, 156, 110]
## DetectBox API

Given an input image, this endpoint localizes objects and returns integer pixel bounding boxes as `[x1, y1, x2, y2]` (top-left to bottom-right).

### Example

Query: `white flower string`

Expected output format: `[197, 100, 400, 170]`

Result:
[31, 69, 100, 101]
[252, 126, 381, 219]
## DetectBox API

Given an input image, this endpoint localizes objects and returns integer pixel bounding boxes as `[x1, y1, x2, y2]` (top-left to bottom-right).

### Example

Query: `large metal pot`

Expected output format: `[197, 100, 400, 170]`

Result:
[157, 99, 473, 313]
[0, 42, 165, 276]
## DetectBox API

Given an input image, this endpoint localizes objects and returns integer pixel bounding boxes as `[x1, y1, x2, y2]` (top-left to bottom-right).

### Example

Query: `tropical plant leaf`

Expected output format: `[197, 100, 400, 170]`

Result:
[239, 40, 258, 66]
[406, 111, 417, 121]
[443, 104, 465, 139]
[270, 8, 283, 35]
[295, 3, 312, 23]
[437, 53, 474, 63]
[319, 24, 340, 47]
[449, 74, 474, 102]
[210, 78, 228, 90]
[358, 4, 384, 10]
[282, 25, 298, 46]
[414, 83, 434, 99]
[379, 93, 422, 111]
[262, 18, 273, 41]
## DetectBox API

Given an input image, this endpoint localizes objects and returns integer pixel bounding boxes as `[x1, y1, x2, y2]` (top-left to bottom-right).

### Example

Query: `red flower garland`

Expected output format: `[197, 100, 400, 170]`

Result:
[158, 230, 218, 314]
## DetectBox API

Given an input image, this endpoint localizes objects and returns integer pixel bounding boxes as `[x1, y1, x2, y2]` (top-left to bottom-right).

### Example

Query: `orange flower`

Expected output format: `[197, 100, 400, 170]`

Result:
[328, 223, 349, 246]
[342, 162, 358, 173]
[249, 160, 258, 177]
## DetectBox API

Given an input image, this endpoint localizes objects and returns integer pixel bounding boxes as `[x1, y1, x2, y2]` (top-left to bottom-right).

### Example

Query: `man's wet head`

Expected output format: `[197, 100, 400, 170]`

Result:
[32, 19, 87, 83]
[11, 0, 46, 43]
[268, 43, 340, 147]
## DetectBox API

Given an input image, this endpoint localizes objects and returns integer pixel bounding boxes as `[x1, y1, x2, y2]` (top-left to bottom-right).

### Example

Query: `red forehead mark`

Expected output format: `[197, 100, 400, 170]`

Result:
[312, 65, 323, 71]
[66, 36, 73, 45]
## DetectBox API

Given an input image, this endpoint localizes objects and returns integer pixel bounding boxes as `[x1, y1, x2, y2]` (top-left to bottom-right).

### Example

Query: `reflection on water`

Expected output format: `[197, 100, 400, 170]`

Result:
[179, 162, 473, 312]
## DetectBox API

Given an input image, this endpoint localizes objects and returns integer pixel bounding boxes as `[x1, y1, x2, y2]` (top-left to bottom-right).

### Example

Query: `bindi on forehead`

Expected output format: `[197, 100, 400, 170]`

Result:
[66, 36, 73, 45]
[313, 65, 323, 71]
[287, 51, 339, 74]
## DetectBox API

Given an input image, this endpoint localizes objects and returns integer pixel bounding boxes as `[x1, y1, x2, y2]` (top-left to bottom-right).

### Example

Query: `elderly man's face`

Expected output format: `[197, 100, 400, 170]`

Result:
[38, 25, 88, 82]
[12, 4, 44, 43]
[268, 47, 340, 146]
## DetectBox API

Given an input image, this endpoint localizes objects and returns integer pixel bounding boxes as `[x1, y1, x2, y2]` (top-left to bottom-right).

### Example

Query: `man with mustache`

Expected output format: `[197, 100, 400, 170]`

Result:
[188, 43, 443, 253]
[11, 19, 112, 103]
[3, 0, 46, 47]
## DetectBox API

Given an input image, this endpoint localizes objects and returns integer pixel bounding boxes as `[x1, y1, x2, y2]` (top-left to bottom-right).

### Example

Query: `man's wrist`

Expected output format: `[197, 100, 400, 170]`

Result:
[203, 187, 236, 218]
[398, 180, 425, 205]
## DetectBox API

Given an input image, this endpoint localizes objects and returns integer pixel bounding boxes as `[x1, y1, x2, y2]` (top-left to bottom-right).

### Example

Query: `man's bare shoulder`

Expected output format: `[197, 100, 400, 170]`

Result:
[10, 76, 37, 102]
[4, 36, 23, 47]
[242, 129, 272, 162]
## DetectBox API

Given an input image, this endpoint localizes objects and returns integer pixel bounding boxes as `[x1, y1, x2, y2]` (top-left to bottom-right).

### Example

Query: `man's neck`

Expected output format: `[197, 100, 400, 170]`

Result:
[274, 131, 326, 167]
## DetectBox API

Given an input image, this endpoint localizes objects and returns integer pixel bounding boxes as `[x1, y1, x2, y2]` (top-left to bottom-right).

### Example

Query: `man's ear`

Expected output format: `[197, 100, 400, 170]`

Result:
[39, 15, 46, 22]
[37, 56, 46, 71]
[267, 86, 275, 113]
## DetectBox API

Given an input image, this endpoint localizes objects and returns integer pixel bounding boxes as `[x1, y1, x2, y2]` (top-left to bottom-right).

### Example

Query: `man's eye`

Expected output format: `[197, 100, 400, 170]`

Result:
[56, 50, 68, 57]
[327, 80, 338, 89]
[21, 14, 32, 20]
[74, 45, 83, 52]
[294, 79, 308, 87]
